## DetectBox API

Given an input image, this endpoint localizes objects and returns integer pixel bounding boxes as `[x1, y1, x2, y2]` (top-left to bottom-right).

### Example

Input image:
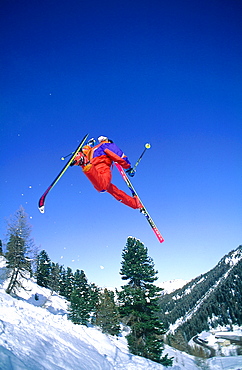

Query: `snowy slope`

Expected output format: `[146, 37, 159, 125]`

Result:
[158, 279, 189, 295]
[1, 257, 242, 370]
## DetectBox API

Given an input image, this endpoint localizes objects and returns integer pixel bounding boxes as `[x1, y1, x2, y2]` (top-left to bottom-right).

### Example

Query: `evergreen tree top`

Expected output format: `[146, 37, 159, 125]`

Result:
[120, 237, 159, 289]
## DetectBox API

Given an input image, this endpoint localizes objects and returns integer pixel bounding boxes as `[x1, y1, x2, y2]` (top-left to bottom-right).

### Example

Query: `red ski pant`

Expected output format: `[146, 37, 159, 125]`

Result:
[82, 163, 137, 209]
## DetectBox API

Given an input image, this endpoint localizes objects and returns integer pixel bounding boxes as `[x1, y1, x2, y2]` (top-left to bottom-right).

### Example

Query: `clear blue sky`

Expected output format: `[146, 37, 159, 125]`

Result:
[1, 0, 241, 289]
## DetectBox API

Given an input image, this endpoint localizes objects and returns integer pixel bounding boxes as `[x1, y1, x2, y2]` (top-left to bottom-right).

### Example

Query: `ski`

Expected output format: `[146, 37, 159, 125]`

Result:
[38, 134, 89, 213]
[115, 163, 164, 243]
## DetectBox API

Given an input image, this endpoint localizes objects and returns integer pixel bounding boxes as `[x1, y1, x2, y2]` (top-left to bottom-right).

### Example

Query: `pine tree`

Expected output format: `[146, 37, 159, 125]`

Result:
[29, 245, 40, 278]
[36, 250, 51, 288]
[65, 267, 74, 301]
[73, 269, 88, 295]
[59, 266, 67, 297]
[118, 237, 170, 365]
[95, 288, 120, 335]
[68, 289, 85, 324]
[5, 206, 34, 294]
[48, 262, 62, 293]
[89, 282, 100, 313]
[0, 240, 3, 255]
[68, 270, 93, 325]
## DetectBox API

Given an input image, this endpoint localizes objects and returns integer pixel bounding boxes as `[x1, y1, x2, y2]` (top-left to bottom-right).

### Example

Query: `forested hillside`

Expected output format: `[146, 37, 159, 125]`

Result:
[158, 246, 242, 343]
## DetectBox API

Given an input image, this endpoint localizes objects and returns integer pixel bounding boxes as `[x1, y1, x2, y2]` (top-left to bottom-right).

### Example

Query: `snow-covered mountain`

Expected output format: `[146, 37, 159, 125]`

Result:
[159, 245, 242, 347]
[158, 279, 190, 295]
[1, 256, 242, 369]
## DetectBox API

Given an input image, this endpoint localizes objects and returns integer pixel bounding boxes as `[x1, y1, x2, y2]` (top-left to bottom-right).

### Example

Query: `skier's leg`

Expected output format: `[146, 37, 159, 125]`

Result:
[106, 183, 141, 209]
[82, 163, 111, 192]
[82, 164, 141, 209]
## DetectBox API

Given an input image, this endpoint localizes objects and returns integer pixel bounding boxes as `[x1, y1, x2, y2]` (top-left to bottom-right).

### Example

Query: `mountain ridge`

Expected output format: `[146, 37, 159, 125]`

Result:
[158, 245, 242, 344]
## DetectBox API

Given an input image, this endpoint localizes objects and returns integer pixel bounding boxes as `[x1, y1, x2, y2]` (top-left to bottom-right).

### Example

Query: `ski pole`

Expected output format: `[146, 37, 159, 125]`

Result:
[126, 143, 151, 177]
[132, 143, 151, 172]
[60, 152, 74, 161]
[60, 138, 96, 160]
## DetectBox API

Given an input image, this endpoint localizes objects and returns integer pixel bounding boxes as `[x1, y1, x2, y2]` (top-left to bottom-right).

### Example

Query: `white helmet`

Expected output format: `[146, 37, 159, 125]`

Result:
[98, 136, 108, 143]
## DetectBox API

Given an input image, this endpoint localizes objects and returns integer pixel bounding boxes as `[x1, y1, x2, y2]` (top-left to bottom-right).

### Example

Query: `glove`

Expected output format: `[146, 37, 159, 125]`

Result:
[87, 138, 96, 147]
[70, 160, 76, 167]
[125, 168, 136, 177]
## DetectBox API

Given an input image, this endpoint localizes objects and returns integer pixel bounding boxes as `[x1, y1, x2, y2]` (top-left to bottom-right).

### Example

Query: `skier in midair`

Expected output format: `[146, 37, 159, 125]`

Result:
[71, 136, 142, 209]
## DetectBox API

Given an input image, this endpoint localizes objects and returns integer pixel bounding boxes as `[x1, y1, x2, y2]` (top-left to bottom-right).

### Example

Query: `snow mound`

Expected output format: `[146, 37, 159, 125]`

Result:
[0, 287, 161, 370]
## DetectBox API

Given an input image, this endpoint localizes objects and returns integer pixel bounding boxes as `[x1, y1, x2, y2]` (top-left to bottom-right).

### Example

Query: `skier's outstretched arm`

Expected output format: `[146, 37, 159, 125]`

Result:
[104, 148, 131, 169]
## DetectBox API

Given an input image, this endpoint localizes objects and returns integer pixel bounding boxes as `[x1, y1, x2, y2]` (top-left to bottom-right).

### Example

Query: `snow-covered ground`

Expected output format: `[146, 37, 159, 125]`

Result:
[1, 257, 242, 370]
[157, 279, 190, 295]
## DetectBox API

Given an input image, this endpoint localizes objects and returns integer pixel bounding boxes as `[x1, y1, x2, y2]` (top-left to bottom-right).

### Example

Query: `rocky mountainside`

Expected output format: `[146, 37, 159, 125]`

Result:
[158, 245, 242, 344]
